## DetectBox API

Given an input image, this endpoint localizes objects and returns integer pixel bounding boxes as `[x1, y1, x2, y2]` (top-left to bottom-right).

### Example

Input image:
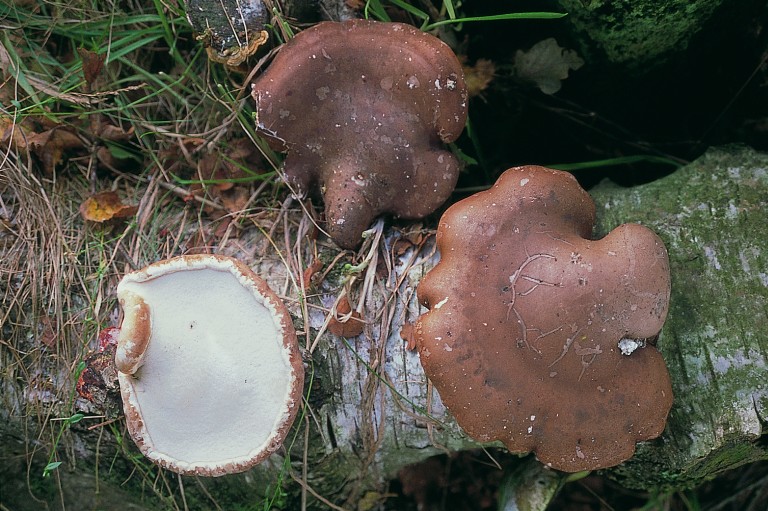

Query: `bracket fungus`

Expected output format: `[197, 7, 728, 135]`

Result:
[115, 255, 303, 476]
[413, 166, 673, 472]
[251, 19, 468, 249]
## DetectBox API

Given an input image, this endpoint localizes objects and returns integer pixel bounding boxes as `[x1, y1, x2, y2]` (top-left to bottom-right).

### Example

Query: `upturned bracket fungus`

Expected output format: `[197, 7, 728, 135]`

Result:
[251, 19, 468, 249]
[414, 166, 673, 472]
[115, 255, 304, 476]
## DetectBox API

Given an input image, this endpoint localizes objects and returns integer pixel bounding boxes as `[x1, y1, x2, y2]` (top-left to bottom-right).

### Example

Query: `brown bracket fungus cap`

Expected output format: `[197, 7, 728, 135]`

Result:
[251, 19, 468, 249]
[414, 166, 673, 472]
[115, 255, 304, 476]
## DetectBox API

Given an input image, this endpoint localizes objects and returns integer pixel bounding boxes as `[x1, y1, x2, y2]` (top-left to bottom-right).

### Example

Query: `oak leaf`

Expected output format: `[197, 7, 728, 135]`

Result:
[514, 38, 584, 94]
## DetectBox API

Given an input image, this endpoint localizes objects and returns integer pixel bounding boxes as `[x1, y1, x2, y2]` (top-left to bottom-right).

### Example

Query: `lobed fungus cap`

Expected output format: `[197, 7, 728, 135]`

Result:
[115, 254, 304, 476]
[251, 19, 468, 249]
[414, 165, 673, 472]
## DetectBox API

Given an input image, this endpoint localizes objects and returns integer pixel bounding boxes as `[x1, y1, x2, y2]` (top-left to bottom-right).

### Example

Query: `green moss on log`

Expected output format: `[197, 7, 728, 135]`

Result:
[591, 146, 768, 489]
[558, 0, 723, 68]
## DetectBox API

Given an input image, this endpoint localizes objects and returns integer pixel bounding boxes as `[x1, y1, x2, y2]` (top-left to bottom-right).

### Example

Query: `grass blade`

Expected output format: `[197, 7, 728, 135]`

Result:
[424, 11, 567, 31]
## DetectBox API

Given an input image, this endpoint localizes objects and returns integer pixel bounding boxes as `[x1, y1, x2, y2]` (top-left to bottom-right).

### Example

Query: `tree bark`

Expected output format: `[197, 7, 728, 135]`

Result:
[1, 147, 766, 510]
[591, 146, 768, 489]
[184, 0, 353, 65]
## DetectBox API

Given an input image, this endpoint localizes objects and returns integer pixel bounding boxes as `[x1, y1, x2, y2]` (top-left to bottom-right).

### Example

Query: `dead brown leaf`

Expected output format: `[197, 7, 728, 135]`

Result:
[79, 190, 138, 222]
[219, 185, 250, 213]
[212, 215, 233, 239]
[328, 296, 365, 337]
[198, 152, 233, 191]
[346, 0, 366, 9]
[95, 146, 135, 172]
[302, 259, 324, 290]
[198, 138, 267, 192]
[393, 227, 426, 257]
[28, 127, 84, 175]
[77, 48, 105, 90]
[463, 58, 496, 98]
[98, 121, 134, 142]
[39, 315, 57, 347]
[0, 115, 31, 151]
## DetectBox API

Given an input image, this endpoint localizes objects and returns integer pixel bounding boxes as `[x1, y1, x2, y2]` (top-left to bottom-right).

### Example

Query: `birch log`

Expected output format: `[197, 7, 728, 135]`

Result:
[1, 147, 767, 510]
[591, 146, 768, 489]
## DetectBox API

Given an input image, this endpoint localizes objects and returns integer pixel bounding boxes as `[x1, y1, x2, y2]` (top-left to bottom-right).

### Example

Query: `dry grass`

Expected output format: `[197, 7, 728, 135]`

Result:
[1, 1, 308, 508]
[0, 3, 437, 508]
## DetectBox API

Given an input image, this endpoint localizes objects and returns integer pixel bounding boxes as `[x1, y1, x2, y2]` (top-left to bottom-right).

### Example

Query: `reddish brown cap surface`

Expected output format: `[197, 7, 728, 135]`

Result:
[251, 20, 468, 249]
[414, 166, 673, 472]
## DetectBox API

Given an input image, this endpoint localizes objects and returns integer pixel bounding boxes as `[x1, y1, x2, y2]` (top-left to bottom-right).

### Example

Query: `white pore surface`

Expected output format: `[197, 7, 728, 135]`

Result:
[119, 267, 293, 470]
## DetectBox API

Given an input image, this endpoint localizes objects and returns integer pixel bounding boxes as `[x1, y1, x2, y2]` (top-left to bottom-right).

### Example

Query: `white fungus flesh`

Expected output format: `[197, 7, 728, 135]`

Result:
[116, 255, 303, 476]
